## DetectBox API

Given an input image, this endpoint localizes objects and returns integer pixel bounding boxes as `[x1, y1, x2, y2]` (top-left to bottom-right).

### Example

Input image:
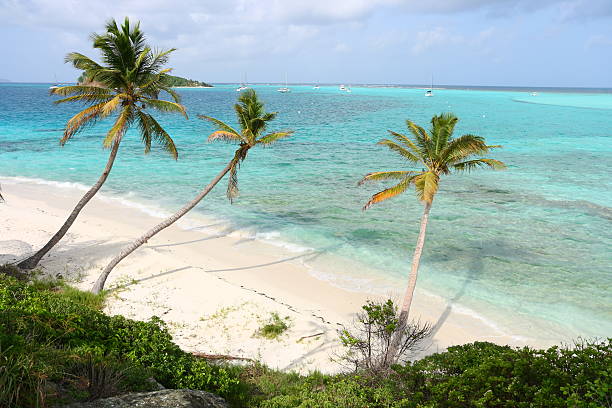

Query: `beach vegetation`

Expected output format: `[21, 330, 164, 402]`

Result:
[339, 299, 431, 374]
[0, 274, 245, 407]
[360, 112, 506, 364]
[0, 274, 609, 407]
[92, 89, 293, 293]
[257, 313, 290, 339]
[17, 17, 187, 271]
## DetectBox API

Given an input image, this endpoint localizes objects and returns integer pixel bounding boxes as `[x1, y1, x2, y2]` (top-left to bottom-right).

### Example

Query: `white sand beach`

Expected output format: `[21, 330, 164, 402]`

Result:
[0, 178, 557, 373]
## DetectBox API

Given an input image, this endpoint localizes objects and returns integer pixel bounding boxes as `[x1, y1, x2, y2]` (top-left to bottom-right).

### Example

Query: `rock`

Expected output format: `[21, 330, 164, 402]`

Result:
[63, 389, 229, 408]
[144, 377, 165, 390]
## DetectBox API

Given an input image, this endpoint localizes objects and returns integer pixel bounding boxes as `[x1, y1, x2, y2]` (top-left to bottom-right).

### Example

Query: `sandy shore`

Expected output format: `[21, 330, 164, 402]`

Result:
[0, 178, 556, 373]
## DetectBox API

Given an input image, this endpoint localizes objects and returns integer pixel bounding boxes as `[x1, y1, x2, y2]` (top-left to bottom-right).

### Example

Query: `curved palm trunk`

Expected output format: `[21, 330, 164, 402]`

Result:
[399, 201, 432, 322]
[389, 200, 432, 362]
[17, 140, 122, 270]
[91, 159, 234, 294]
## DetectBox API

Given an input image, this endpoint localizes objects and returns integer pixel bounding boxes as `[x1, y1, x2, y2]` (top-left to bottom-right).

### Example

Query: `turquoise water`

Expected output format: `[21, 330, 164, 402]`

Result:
[1, 83, 611, 340]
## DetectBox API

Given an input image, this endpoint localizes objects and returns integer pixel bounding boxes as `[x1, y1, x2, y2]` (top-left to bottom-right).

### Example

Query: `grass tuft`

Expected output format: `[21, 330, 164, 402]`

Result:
[257, 313, 290, 340]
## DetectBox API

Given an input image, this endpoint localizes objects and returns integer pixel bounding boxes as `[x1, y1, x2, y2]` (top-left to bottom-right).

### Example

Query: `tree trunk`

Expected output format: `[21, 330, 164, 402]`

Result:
[398, 200, 432, 323]
[388, 200, 433, 363]
[91, 159, 235, 294]
[17, 139, 122, 270]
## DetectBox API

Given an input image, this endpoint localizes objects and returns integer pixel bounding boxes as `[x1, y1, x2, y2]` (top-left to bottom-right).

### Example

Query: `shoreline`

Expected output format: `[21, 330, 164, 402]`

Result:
[0, 177, 562, 372]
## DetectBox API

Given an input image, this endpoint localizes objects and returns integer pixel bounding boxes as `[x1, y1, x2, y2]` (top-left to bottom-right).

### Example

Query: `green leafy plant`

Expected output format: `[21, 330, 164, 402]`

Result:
[1, 273, 610, 408]
[339, 299, 431, 373]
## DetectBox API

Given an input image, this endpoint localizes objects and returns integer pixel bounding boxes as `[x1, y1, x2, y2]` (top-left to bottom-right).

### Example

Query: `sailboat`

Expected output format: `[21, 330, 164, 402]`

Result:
[425, 75, 433, 97]
[49, 74, 59, 90]
[313, 83, 320, 90]
[277, 73, 290, 93]
[236, 73, 248, 92]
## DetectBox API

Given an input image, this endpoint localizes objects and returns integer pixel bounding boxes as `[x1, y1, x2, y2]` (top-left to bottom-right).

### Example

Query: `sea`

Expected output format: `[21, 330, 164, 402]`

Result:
[1, 82, 611, 342]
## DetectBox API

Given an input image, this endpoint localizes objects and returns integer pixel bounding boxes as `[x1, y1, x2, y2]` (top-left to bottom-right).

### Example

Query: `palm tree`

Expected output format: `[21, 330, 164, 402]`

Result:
[360, 113, 505, 336]
[91, 89, 293, 293]
[17, 18, 186, 270]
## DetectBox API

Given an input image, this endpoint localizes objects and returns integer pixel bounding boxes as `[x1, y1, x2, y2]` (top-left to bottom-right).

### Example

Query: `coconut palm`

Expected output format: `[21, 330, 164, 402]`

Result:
[360, 113, 505, 334]
[92, 89, 292, 293]
[17, 18, 186, 270]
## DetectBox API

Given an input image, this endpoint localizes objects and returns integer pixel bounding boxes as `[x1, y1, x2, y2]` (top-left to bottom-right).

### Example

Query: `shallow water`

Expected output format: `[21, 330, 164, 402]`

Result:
[1, 83, 611, 340]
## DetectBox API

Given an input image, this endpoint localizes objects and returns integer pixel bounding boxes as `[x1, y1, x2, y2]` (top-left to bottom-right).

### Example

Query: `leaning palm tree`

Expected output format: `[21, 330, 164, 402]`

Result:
[92, 89, 292, 293]
[17, 18, 186, 270]
[360, 113, 505, 339]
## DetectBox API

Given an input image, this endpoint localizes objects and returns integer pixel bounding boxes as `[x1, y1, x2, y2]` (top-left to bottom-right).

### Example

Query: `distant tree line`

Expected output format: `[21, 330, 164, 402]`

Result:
[77, 72, 212, 87]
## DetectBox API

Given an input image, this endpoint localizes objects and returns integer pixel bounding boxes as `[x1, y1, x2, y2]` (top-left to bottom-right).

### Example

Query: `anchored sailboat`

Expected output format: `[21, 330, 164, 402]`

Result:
[277, 73, 290, 93]
[236, 73, 248, 92]
[425, 75, 433, 97]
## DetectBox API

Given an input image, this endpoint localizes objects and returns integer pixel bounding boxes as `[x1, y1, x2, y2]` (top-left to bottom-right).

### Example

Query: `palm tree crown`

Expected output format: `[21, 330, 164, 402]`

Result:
[51, 17, 186, 157]
[360, 112, 506, 207]
[199, 89, 293, 201]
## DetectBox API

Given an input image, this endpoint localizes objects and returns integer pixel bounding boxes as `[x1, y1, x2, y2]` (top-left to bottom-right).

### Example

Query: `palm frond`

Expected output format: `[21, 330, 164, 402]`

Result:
[198, 115, 241, 136]
[406, 120, 433, 157]
[358, 170, 415, 185]
[363, 175, 417, 210]
[257, 131, 293, 146]
[226, 145, 250, 202]
[388, 130, 423, 158]
[51, 85, 111, 97]
[148, 49, 176, 74]
[61, 101, 109, 144]
[142, 98, 187, 118]
[65, 52, 104, 72]
[103, 105, 134, 147]
[378, 139, 422, 163]
[158, 85, 181, 103]
[101, 94, 124, 116]
[431, 113, 458, 154]
[54, 94, 115, 105]
[136, 110, 178, 158]
[453, 158, 506, 172]
[207, 131, 243, 143]
[442, 134, 489, 163]
[414, 171, 439, 203]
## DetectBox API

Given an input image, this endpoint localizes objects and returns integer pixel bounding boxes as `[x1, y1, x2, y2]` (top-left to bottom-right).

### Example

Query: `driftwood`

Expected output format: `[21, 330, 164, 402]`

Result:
[297, 332, 325, 342]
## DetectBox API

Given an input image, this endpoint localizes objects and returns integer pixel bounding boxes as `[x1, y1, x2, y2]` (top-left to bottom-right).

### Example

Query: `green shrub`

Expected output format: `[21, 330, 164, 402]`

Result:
[1, 273, 609, 408]
[339, 299, 431, 373]
[0, 274, 243, 406]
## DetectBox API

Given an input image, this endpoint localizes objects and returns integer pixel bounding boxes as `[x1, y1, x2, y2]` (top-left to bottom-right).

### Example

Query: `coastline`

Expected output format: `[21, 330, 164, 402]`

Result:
[0, 177, 560, 373]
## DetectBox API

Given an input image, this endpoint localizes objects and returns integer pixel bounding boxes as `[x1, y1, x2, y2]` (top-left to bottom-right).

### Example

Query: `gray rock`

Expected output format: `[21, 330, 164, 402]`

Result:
[62, 389, 229, 408]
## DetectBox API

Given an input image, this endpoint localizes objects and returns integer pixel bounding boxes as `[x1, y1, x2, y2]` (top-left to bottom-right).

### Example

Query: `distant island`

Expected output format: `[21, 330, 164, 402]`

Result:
[0, 78, 11, 83]
[77, 73, 212, 88]
[163, 74, 213, 88]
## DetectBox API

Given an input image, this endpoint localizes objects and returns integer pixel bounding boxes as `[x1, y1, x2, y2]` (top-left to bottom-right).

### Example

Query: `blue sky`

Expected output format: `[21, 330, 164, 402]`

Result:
[1, 0, 611, 87]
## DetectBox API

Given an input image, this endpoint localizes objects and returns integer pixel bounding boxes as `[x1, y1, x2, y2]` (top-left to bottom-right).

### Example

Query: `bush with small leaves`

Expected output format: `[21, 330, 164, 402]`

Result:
[339, 299, 431, 374]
